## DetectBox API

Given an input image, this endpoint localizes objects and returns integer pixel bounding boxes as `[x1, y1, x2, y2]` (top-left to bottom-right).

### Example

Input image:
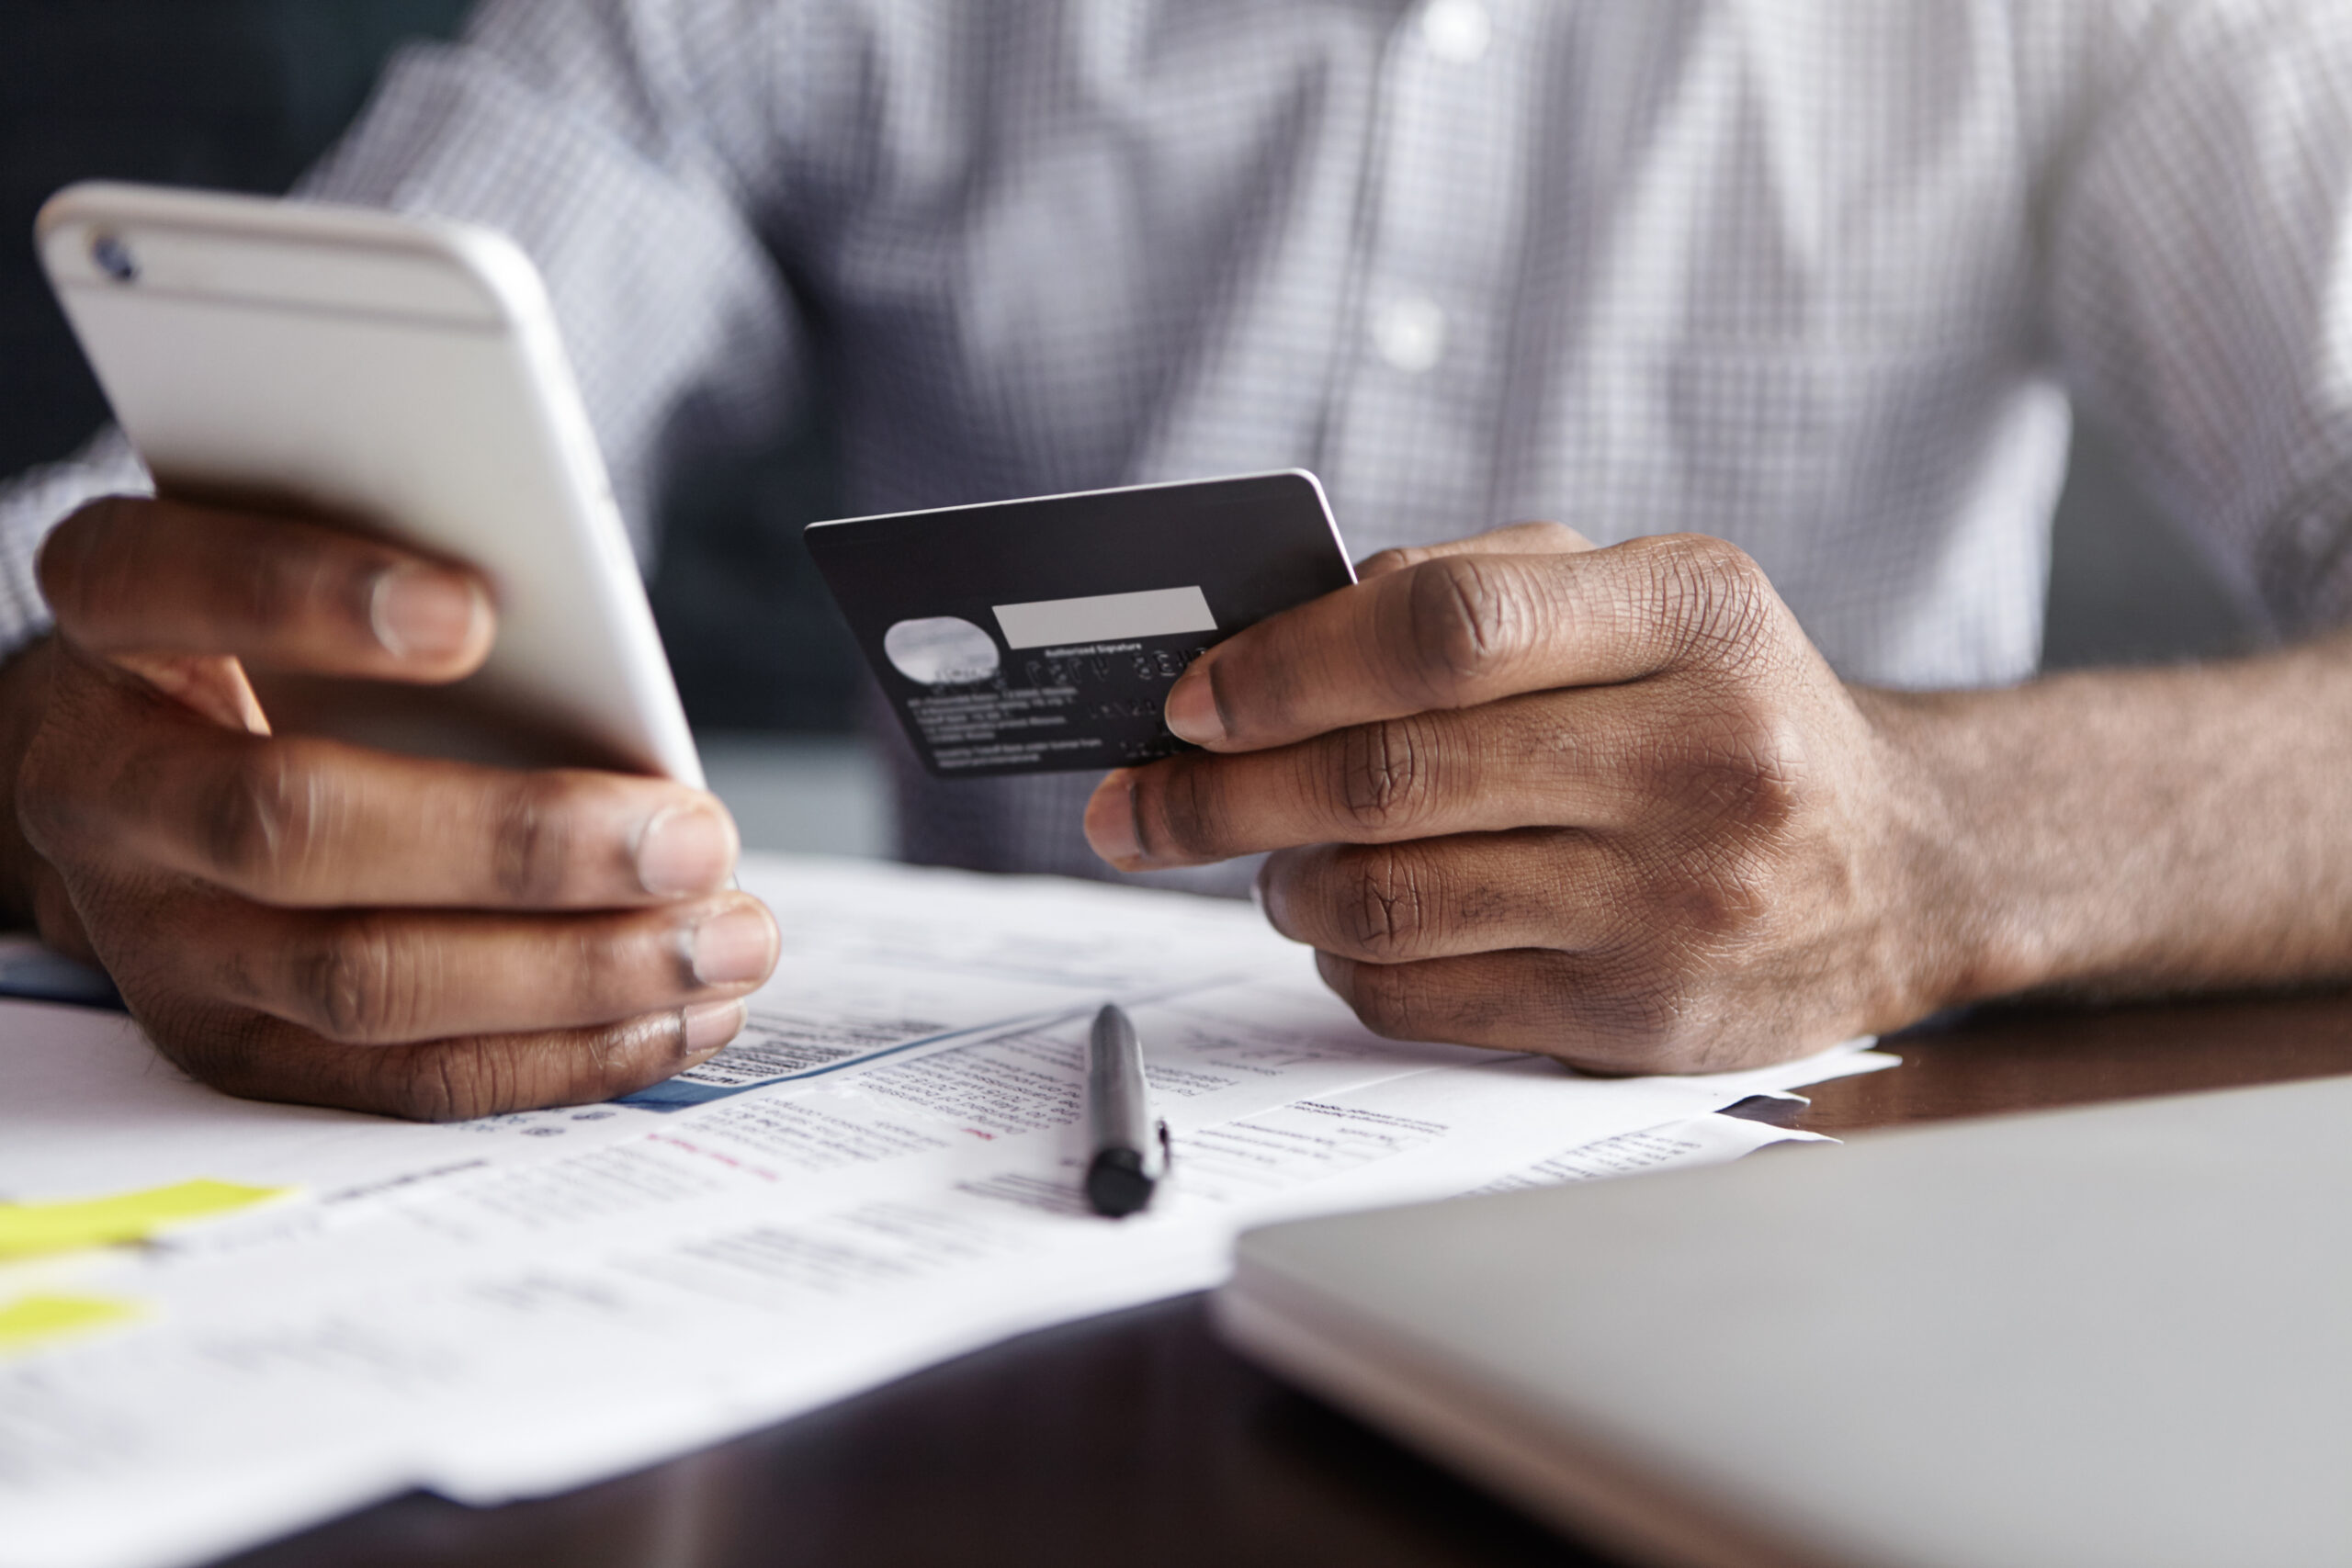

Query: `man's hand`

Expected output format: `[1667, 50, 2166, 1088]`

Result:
[2, 495, 778, 1119]
[1082, 524, 1946, 1074]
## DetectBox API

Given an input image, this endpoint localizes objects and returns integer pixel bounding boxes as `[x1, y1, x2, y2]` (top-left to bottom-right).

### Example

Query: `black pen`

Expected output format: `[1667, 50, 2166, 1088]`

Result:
[1085, 1003, 1170, 1217]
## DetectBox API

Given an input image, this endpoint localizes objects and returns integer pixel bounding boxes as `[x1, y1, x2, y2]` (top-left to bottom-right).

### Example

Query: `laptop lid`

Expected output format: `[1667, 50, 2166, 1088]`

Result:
[1216, 1075, 2352, 1568]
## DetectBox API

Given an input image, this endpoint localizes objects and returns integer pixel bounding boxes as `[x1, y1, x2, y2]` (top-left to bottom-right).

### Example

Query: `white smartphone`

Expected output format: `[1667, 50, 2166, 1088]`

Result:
[35, 181, 703, 785]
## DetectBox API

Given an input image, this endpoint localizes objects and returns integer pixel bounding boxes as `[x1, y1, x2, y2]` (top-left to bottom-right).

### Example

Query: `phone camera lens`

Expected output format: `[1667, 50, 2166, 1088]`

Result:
[90, 233, 138, 284]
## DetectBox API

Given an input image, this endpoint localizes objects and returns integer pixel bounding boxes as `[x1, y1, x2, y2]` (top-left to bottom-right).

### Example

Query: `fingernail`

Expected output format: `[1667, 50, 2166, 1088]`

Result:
[682, 998, 747, 1055]
[1164, 663, 1226, 745]
[637, 804, 736, 896]
[370, 566, 485, 660]
[1084, 771, 1142, 865]
[690, 904, 776, 987]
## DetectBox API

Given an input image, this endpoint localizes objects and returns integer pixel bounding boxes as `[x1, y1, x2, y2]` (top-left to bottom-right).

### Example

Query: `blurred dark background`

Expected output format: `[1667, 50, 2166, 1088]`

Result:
[0, 0, 2258, 716]
[0, 0, 861, 732]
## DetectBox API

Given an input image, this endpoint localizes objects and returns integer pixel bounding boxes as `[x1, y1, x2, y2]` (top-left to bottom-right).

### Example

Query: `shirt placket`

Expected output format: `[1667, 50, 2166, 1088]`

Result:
[1316, 0, 1537, 555]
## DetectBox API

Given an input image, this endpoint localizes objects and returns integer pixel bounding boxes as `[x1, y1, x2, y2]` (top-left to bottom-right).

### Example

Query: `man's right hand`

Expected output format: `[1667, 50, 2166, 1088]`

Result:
[4, 495, 778, 1120]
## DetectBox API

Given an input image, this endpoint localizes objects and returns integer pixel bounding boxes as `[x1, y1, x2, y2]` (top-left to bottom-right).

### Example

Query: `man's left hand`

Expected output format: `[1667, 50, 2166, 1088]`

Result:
[1082, 524, 1948, 1073]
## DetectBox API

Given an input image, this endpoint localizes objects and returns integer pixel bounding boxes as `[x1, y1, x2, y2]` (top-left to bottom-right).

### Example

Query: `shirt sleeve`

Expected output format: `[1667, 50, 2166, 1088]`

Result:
[2041, 0, 2352, 637]
[0, 0, 808, 660]
[0, 429, 150, 660]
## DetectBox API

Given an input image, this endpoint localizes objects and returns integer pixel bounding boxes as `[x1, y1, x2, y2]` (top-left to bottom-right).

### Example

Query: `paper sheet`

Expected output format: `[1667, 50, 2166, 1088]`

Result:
[0, 852, 1891, 1568]
[0, 860, 1287, 1201]
[1468, 1110, 1834, 1195]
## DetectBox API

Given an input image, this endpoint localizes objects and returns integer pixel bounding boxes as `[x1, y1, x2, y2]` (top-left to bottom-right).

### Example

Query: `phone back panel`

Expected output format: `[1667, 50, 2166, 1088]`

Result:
[37, 183, 702, 785]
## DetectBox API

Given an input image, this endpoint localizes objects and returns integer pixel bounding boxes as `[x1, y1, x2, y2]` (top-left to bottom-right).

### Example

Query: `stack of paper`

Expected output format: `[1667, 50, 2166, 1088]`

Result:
[0, 853, 1885, 1568]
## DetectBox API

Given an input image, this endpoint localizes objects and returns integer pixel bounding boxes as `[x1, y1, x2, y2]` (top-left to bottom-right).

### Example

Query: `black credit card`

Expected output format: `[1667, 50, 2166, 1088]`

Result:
[805, 470, 1355, 779]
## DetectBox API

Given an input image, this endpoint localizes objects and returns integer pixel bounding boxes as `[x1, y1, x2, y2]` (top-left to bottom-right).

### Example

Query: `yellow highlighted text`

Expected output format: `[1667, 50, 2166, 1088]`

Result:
[0, 1292, 143, 1356]
[0, 1179, 288, 1261]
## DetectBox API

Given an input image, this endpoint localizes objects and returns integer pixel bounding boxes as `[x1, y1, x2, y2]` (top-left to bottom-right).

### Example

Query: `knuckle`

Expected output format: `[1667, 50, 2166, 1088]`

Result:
[1142, 759, 1228, 862]
[1643, 536, 1776, 667]
[1620, 1005, 1724, 1074]
[1401, 557, 1532, 702]
[1343, 953, 1520, 1043]
[409, 1044, 500, 1122]
[288, 917, 413, 1043]
[200, 744, 323, 891]
[138, 1004, 277, 1100]
[1522, 521, 1587, 552]
[1673, 849, 1779, 941]
[390, 1017, 663, 1122]
[1336, 846, 1442, 960]
[1620, 949, 1704, 1032]
[488, 775, 580, 903]
[1332, 717, 1443, 836]
[1613, 831, 1780, 957]
[1572, 959, 1711, 1071]
[1666, 696, 1809, 832]
[353, 1042, 500, 1123]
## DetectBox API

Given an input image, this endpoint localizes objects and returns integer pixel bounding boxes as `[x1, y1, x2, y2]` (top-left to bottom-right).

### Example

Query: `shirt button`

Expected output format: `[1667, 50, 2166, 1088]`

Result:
[1372, 297, 1447, 374]
[1419, 0, 1491, 63]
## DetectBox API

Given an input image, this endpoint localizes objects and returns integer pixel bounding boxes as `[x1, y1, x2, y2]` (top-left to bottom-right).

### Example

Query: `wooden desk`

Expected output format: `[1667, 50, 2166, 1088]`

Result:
[219, 990, 2352, 1568]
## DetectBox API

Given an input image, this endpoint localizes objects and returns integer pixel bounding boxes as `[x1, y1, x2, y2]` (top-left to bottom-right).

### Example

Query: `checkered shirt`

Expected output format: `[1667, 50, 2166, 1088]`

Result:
[9, 0, 2352, 891]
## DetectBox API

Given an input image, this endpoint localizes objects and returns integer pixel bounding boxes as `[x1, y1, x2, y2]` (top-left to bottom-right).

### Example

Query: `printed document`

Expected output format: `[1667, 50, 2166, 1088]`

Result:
[0, 853, 1888, 1568]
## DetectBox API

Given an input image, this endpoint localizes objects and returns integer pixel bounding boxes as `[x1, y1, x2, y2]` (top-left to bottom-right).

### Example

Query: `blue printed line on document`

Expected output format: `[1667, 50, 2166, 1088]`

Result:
[616, 1008, 1084, 1111]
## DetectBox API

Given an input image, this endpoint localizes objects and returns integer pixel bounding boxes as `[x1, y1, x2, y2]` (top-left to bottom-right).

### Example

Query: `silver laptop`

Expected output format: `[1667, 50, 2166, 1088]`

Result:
[1216, 1075, 2352, 1568]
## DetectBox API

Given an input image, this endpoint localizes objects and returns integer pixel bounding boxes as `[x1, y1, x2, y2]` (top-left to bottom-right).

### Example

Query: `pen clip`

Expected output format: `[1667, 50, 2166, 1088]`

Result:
[1157, 1120, 1172, 1172]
